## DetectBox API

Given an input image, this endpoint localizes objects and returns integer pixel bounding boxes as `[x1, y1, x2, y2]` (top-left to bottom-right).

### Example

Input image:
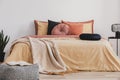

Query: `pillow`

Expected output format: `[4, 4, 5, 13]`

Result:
[47, 20, 60, 35]
[34, 20, 48, 35]
[63, 22, 83, 35]
[62, 20, 94, 33]
[79, 33, 101, 40]
[51, 23, 70, 35]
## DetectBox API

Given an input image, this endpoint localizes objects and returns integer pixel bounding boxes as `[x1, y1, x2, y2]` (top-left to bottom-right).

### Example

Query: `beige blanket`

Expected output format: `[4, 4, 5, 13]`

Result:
[5, 37, 120, 74]
[6, 37, 67, 74]
[29, 37, 67, 74]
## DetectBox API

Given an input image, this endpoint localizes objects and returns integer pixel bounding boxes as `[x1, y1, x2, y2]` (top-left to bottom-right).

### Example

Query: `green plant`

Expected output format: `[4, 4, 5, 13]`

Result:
[0, 30, 10, 52]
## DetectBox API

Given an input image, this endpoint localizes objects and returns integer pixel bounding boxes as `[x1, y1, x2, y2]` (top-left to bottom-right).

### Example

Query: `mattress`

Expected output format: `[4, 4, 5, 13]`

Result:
[5, 35, 120, 74]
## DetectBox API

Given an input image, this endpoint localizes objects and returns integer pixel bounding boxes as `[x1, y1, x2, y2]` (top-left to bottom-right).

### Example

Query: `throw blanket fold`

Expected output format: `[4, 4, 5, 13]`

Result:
[7, 37, 67, 74]
[29, 37, 67, 74]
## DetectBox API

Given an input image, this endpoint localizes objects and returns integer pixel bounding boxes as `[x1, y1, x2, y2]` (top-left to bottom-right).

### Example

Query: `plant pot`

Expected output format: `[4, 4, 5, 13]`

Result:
[0, 52, 5, 62]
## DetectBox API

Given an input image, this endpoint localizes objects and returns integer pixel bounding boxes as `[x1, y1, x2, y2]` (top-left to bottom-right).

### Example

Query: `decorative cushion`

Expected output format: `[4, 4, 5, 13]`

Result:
[62, 20, 94, 33]
[0, 63, 39, 80]
[51, 23, 70, 35]
[63, 22, 83, 35]
[47, 20, 60, 35]
[79, 33, 101, 40]
[34, 20, 48, 35]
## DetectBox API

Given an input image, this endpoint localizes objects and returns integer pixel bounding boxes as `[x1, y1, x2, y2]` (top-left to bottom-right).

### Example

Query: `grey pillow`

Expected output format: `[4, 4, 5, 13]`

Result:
[0, 63, 39, 80]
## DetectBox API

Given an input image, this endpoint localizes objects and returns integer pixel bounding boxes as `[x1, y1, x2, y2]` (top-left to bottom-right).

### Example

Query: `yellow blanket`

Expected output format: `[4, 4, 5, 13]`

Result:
[5, 37, 120, 74]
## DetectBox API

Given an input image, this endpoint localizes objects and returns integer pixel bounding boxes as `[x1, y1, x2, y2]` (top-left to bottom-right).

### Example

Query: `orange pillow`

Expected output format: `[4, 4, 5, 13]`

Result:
[62, 20, 94, 34]
[63, 22, 83, 35]
[51, 23, 70, 35]
[34, 20, 48, 35]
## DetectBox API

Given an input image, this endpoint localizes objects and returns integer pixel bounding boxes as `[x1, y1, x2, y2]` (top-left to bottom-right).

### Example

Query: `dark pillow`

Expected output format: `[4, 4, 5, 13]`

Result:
[79, 33, 101, 40]
[47, 20, 60, 35]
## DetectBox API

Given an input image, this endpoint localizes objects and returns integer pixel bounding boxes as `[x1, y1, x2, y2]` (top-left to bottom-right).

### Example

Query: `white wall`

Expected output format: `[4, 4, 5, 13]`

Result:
[0, 0, 120, 53]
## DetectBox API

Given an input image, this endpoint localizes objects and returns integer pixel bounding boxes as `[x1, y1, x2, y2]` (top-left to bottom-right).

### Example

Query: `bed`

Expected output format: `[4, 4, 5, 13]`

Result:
[4, 20, 120, 74]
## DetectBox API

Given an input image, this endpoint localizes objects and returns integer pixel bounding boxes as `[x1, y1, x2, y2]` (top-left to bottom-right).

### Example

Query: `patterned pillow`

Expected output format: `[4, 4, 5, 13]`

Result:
[34, 20, 48, 35]
[51, 23, 70, 35]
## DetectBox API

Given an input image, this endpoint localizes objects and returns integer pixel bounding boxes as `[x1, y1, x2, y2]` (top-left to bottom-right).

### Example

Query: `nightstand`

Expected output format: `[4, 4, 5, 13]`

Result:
[108, 37, 120, 56]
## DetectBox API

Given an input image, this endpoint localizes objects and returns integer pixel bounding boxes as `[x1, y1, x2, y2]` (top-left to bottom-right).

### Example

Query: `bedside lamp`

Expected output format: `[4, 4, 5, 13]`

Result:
[111, 24, 120, 38]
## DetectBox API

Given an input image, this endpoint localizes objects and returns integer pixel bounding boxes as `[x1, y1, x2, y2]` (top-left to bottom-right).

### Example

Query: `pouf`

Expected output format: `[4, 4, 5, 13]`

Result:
[0, 63, 39, 80]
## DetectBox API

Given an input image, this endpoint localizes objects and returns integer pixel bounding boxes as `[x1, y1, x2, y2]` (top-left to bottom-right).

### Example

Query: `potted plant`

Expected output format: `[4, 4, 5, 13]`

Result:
[0, 30, 10, 62]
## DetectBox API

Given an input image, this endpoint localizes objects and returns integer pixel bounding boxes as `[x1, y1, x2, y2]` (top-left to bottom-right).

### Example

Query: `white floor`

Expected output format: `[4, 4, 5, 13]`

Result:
[40, 72, 120, 80]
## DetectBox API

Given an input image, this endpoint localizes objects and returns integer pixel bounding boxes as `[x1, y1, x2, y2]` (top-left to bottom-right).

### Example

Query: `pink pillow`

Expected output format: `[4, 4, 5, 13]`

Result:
[62, 20, 94, 33]
[63, 22, 83, 35]
[51, 23, 70, 35]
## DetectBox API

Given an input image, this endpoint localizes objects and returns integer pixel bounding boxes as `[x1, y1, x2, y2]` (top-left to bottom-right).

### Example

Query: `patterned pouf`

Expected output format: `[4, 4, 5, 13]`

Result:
[0, 63, 39, 80]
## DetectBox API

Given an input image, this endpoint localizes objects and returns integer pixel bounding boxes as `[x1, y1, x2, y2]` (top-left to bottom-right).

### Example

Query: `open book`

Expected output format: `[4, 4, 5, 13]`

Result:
[6, 61, 32, 66]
